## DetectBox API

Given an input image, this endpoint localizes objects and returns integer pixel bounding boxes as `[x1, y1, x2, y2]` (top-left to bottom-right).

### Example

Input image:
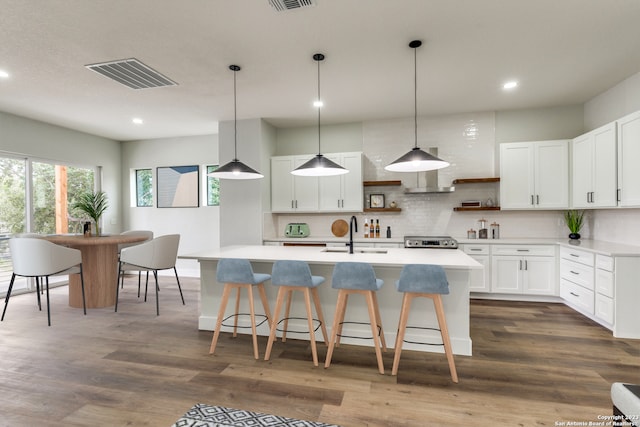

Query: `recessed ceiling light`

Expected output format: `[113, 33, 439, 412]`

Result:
[132, 118, 144, 125]
[503, 81, 518, 90]
[313, 100, 323, 108]
[0, 70, 9, 79]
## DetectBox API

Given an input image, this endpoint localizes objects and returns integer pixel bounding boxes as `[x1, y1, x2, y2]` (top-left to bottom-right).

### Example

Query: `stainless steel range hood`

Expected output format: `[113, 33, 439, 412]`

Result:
[404, 148, 455, 193]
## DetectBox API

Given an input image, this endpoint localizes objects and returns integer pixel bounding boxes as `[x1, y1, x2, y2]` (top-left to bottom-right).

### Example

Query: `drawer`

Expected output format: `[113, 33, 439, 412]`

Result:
[462, 244, 490, 255]
[560, 279, 594, 315]
[492, 245, 555, 257]
[596, 254, 614, 272]
[560, 246, 594, 267]
[560, 259, 594, 290]
[595, 293, 614, 325]
[595, 268, 614, 298]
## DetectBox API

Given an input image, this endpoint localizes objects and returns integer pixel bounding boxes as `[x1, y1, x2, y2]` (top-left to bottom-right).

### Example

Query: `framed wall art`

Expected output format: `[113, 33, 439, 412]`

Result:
[369, 194, 385, 209]
[157, 165, 200, 208]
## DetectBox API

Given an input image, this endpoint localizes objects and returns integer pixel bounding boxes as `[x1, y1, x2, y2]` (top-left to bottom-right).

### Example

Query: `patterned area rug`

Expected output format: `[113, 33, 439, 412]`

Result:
[172, 403, 340, 427]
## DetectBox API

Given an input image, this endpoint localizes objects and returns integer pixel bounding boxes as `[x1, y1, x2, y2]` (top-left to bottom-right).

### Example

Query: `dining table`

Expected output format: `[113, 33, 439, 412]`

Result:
[44, 234, 148, 308]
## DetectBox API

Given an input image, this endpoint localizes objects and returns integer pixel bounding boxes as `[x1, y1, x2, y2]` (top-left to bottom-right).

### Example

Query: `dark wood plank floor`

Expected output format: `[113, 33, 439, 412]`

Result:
[0, 276, 638, 426]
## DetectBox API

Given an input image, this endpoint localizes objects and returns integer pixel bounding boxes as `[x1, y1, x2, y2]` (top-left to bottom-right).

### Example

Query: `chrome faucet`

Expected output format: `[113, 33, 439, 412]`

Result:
[347, 215, 358, 254]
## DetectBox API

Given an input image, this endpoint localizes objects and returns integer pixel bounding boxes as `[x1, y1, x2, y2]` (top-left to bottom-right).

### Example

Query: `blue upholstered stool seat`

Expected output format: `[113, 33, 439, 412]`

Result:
[325, 262, 387, 374]
[209, 258, 273, 360]
[392, 263, 458, 382]
[265, 260, 328, 366]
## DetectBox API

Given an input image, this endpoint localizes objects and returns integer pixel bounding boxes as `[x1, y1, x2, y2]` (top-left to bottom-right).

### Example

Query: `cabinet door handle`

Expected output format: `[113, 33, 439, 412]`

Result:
[291, 200, 294, 209]
[531, 195, 534, 205]
[517, 249, 530, 252]
[570, 292, 579, 297]
[617, 189, 621, 202]
[295, 200, 298, 209]
[470, 248, 482, 251]
[570, 270, 579, 275]
[570, 253, 579, 258]
[524, 260, 528, 270]
[536, 195, 539, 205]
[519, 260, 522, 270]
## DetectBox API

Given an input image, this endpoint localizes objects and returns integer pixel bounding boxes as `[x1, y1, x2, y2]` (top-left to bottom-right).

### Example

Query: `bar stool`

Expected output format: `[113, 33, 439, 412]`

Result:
[209, 258, 272, 360]
[392, 264, 458, 383]
[324, 262, 386, 374]
[264, 260, 329, 366]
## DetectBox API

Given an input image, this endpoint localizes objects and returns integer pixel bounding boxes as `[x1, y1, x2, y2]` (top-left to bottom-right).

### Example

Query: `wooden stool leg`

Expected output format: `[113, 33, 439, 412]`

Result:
[265, 286, 286, 361]
[392, 292, 413, 375]
[311, 287, 328, 344]
[433, 294, 458, 383]
[210, 284, 233, 354]
[335, 293, 349, 347]
[365, 291, 385, 374]
[233, 287, 241, 337]
[246, 285, 259, 360]
[371, 291, 387, 351]
[303, 288, 319, 366]
[282, 289, 293, 342]
[325, 289, 348, 368]
[257, 283, 272, 328]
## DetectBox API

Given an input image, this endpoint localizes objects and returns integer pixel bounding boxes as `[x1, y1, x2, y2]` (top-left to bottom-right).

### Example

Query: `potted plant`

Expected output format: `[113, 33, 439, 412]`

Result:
[72, 190, 109, 236]
[563, 209, 584, 240]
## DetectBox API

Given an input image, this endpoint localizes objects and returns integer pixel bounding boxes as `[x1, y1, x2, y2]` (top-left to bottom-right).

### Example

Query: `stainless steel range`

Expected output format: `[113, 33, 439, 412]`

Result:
[404, 235, 459, 249]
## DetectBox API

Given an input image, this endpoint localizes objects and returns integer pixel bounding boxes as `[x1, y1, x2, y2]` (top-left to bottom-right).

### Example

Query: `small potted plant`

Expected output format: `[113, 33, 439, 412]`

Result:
[563, 209, 584, 240]
[72, 190, 109, 236]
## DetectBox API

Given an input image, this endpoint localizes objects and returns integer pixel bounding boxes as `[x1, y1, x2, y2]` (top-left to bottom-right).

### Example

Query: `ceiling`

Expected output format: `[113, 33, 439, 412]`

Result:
[1, 0, 640, 142]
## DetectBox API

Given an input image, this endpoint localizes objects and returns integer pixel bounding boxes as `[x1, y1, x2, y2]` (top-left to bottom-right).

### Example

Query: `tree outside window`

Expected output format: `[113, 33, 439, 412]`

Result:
[136, 169, 153, 207]
[207, 165, 220, 206]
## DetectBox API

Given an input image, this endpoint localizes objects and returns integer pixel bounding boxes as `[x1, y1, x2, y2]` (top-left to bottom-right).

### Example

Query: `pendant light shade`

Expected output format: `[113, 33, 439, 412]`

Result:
[208, 65, 264, 180]
[385, 40, 449, 173]
[292, 54, 348, 177]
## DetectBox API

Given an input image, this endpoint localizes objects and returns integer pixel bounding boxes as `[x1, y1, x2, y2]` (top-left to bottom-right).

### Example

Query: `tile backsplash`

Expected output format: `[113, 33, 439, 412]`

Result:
[265, 111, 639, 245]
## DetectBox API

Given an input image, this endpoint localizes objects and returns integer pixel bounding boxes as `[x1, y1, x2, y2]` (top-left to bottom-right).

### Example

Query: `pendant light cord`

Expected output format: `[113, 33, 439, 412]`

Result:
[233, 66, 238, 161]
[317, 55, 322, 155]
[413, 44, 418, 149]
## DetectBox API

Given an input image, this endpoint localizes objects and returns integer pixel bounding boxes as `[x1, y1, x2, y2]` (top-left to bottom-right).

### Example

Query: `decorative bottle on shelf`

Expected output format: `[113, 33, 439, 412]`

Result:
[375, 219, 380, 238]
[386, 226, 391, 238]
[369, 219, 374, 238]
[364, 219, 369, 238]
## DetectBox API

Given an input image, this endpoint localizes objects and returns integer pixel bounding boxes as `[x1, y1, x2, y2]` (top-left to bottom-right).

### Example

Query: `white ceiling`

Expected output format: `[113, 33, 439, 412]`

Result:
[1, 0, 640, 142]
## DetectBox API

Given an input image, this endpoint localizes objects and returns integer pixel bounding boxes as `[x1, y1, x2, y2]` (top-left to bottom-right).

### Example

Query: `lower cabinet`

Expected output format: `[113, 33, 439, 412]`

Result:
[594, 254, 614, 326]
[461, 244, 490, 292]
[559, 246, 595, 315]
[490, 245, 557, 295]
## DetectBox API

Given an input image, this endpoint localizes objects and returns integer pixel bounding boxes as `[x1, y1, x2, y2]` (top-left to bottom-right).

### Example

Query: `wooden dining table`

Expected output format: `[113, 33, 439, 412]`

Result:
[44, 234, 148, 308]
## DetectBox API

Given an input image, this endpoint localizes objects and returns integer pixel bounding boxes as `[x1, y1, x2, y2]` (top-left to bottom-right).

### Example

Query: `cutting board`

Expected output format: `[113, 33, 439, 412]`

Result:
[331, 219, 349, 237]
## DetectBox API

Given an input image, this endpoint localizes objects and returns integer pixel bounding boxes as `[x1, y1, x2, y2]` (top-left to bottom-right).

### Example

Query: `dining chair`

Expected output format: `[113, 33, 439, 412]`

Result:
[115, 234, 184, 316]
[118, 230, 154, 296]
[2, 237, 86, 326]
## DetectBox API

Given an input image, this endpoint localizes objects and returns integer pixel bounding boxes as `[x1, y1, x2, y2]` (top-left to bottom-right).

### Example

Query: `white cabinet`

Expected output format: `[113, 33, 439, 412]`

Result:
[559, 246, 595, 315]
[271, 152, 362, 213]
[500, 140, 569, 210]
[318, 152, 363, 211]
[571, 122, 617, 208]
[462, 244, 490, 292]
[594, 254, 614, 326]
[491, 245, 557, 295]
[271, 155, 319, 212]
[617, 110, 640, 207]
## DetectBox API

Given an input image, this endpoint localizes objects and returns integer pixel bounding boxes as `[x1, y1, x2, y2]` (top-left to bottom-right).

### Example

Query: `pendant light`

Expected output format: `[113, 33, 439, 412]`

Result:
[291, 53, 348, 177]
[208, 65, 264, 180]
[385, 40, 449, 173]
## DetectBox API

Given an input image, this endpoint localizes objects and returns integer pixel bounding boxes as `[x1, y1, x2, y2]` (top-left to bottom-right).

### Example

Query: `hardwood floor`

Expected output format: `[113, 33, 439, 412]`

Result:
[0, 276, 638, 426]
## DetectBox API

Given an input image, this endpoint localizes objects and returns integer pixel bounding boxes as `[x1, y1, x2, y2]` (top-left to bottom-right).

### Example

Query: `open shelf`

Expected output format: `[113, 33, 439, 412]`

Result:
[452, 177, 500, 184]
[364, 207, 402, 212]
[453, 206, 501, 212]
[363, 180, 402, 187]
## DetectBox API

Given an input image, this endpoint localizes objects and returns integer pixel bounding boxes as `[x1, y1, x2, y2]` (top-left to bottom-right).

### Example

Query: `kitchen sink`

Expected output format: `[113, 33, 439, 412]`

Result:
[322, 247, 388, 254]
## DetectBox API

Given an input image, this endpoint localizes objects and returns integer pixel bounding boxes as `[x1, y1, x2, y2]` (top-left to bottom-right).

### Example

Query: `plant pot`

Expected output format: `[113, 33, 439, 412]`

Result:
[569, 233, 581, 240]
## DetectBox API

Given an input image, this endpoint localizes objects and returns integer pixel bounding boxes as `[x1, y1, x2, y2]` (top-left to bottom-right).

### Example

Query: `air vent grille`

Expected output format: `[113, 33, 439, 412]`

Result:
[268, 0, 316, 12]
[85, 58, 178, 89]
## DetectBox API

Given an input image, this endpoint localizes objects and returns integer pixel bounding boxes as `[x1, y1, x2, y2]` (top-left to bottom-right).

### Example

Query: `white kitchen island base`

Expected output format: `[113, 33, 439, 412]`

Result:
[181, 245, 482, 356]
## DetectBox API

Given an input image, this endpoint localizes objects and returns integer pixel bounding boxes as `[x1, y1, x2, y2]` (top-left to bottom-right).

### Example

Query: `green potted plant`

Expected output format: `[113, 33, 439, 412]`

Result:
[563, 209, 584, 240]
[72, 190, 109, 236]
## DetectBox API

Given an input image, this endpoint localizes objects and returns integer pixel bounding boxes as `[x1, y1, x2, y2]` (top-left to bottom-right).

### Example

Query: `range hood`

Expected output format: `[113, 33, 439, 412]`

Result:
[404, 148, 455, 194]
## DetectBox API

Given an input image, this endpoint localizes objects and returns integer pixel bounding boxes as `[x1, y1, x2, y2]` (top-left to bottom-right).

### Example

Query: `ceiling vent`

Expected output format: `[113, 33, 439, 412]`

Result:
[268, 0, 316, 12]
[85, 58, 178, 90]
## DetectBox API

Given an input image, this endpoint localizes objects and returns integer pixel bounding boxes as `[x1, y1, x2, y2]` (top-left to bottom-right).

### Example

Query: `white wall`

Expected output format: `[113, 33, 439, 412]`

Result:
[0, 111, 122, 233]
[121, 134, 219, 276]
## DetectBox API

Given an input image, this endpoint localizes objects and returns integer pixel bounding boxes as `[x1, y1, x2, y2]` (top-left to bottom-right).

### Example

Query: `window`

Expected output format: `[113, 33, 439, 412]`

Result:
[136, 169, 153, 207]
[207, 165, 220, 206]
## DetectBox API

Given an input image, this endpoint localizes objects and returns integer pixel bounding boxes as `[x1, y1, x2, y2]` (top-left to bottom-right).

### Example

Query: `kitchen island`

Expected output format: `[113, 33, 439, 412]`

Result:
[181, 245, 482, 356]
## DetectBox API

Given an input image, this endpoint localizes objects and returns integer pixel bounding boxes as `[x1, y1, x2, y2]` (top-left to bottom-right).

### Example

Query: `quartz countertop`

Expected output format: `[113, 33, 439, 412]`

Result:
[455, 237, 640, 256]
[181, 244, 482, 270]
[263, 236, 404, 244]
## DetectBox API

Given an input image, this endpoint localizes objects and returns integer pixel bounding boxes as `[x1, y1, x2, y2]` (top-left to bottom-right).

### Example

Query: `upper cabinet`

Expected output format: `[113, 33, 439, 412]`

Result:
[500, 140, 569, 210]
[271, 155, 319, 212]
[271, 152, 363, 213]
[318, 152, 363, 212]
[617, 111, 640, 207]
[572, 122, 617, 208]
